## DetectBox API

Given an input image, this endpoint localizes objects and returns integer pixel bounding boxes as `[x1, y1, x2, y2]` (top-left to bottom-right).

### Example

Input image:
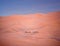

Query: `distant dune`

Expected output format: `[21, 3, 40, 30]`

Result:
[0, 12, 60, 46]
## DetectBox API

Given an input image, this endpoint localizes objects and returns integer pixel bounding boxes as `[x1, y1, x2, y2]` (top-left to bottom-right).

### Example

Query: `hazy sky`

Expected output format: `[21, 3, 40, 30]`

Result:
[0, 0, 60, 16]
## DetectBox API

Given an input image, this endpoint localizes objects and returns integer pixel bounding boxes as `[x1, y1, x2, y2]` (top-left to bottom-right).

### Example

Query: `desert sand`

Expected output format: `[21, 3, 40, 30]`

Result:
[0, 12, 60, 46]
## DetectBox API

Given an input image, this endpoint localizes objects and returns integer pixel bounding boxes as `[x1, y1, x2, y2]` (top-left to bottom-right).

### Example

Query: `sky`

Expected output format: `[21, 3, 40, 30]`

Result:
[0, 0, 60, 16]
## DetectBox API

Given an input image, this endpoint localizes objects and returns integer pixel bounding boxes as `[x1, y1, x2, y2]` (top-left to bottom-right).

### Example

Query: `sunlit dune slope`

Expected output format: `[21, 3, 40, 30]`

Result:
[0, 12, 60, 46]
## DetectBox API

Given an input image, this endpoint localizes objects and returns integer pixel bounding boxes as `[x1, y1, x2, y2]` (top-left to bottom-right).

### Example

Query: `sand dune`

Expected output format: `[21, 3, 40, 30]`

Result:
[0, 12, 60, 46]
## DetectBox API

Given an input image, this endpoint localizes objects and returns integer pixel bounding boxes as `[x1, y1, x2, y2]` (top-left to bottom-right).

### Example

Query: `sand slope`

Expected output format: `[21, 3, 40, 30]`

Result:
[0, 12, 60, 46]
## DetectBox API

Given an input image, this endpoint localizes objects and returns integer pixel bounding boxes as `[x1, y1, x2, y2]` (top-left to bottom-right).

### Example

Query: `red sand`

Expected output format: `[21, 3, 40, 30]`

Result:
[0, 12, 60, 46]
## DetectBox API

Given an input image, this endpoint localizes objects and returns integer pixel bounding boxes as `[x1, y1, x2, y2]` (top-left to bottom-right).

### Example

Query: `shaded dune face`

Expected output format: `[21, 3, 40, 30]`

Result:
[0, 12, 60, 46]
